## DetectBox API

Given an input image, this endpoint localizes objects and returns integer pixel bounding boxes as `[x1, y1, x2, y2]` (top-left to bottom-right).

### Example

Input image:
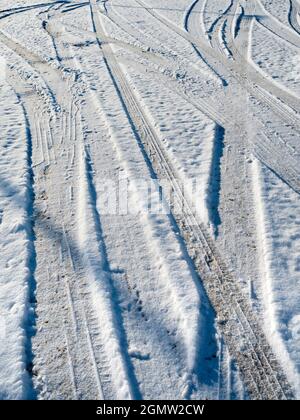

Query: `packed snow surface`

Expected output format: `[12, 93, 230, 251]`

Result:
[0, 0, 299, 400]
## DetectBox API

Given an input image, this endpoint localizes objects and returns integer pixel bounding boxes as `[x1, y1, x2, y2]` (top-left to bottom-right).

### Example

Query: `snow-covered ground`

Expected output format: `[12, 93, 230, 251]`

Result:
[0, 78, 34, 399]
[251, 20, 300, 97]
[0, 0, 299, 400]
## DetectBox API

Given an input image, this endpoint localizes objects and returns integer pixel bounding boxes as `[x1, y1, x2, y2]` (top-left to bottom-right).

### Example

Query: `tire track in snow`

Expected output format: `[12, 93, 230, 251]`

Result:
[86, 0, 300, 198]
[42, 13, 198, 394]
[1, 0, 298, 398]
[206, 0, 233, 41]
[89, 0, 217, 398]
[89, 0, 295, 400]
[183, 0, 200, 31]
[29, 104, 79, 399]
[184, 0, 209, 40]
[30, 102, 132, 400]
[0, 29, 62, 111]
[182, 0, 227, 84]
[135, 0, 300, 125]
[76, 143, 139, 400]
[69, 31, 214, 395]
[224, 5, 300, 195]
[181, 0, 300, 196]
[0, 1, 68, 20]
[106, 0, 221, 85]
[111, 0, 300, 197]
[3, 27, 136, 397]
[251, 0, 300, 48]
[208, 2, 234, 59]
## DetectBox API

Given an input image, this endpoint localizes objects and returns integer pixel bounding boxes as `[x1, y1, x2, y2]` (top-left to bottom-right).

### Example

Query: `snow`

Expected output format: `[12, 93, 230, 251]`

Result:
[259, 0, 291, 27]
[118, 58, 220, 229]
[72, 32, 215, 396]
[77, 145, 134, 400]
[250, 20, 300, 97]
[0, 0, 299, 400]
[135, 0, 191, 28]
[252, 159, 300, 397]
[1, 8, 55, 63]
[0, 80, 34, 399]
[107, 0, 220, 85]
[203, 0, 232, 36]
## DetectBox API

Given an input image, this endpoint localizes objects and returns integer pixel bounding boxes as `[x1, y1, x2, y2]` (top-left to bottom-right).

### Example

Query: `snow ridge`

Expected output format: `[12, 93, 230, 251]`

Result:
[252, 159, 300, 398]
[77, 144, 135, 400]
[0, 81, 35, 399]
